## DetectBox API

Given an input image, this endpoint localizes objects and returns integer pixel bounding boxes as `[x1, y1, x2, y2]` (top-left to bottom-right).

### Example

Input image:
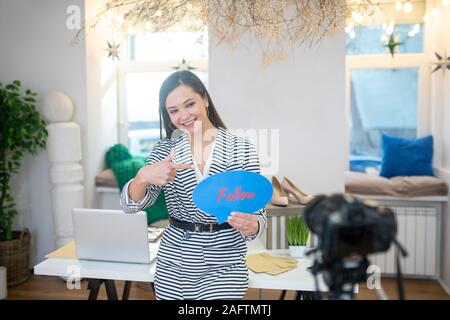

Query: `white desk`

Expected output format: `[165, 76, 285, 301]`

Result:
[34, 240, 329, 299]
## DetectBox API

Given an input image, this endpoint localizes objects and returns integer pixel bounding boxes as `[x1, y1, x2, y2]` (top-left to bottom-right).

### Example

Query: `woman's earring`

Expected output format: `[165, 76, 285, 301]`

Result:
[206, 106, 210, 118]
[169, 122, 177, 131]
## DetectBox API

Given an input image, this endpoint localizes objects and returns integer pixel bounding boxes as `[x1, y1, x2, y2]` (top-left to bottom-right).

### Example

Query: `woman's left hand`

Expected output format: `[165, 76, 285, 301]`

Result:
[227, 212, 259, 238]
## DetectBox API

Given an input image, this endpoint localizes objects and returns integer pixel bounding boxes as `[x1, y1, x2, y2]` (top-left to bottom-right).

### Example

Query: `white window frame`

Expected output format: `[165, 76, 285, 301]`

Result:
[117, 34, 209, 146]
[345, 49, 430, 169]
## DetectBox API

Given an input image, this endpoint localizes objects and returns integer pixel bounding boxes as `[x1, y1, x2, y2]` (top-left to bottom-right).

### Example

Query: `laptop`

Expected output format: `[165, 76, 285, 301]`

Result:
[72, 208, 158, 264]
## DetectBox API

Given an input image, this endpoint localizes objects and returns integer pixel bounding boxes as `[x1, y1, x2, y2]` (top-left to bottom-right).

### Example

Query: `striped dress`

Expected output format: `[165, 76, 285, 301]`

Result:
[120, 127, 267, 300]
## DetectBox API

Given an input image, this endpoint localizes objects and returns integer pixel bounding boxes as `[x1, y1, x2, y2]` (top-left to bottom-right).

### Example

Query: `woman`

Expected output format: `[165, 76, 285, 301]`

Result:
[120, 70, 267, 300]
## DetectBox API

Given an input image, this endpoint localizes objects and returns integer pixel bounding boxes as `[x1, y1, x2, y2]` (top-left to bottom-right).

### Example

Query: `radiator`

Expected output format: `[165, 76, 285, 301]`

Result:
[266, 197, 446, 278]
[370, 204, 441, 278]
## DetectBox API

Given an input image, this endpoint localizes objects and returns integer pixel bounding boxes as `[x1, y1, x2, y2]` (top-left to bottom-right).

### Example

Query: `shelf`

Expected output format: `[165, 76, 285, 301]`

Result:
[266, 203, 305, 216]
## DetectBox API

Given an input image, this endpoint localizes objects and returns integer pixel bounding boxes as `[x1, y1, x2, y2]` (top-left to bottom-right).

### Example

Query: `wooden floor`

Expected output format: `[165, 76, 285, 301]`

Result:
[6, 273, 450, 300]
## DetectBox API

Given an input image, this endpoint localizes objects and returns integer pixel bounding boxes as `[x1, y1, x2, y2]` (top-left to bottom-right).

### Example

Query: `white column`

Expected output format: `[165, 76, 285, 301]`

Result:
[42, 91, 85, 248]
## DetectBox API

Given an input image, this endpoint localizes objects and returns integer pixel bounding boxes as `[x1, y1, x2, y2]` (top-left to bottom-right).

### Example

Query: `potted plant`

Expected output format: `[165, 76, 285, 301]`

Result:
[0, 80, 48, 286]
[286, 215, 310, 258]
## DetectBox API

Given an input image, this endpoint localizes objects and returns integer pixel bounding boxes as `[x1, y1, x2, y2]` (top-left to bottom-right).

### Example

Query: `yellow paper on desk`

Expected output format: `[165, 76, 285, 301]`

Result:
[246, 253, 298, 275]
[246, 253, 278, 273]
[266, 265, 296, 275]
[259, 253, 298, 268]
[46, 241, 77, 259]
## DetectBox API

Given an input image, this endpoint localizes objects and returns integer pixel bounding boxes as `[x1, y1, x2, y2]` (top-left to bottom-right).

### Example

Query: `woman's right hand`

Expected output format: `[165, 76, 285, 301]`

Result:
[135, 149, 193, 186]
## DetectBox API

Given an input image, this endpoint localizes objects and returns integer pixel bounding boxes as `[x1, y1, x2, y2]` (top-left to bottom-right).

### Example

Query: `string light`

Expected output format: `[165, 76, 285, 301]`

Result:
[349, 30, 356, 39]
[395, 0, 403, 11]
[407, 23, 420, 38]
[442, 0, 449, 7]
[403, 0, 413, 13]
[385, 21, 395, 36]
[352, 11, 364, 23]
[76, 0, 377, 66]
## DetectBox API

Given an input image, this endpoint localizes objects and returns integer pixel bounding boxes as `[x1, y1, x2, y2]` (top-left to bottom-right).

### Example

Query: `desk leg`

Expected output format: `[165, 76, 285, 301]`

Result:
[87, 279, 120, 300]
[122, 281, 132, 300]
[87, 279, 101, 300]
[104, 280, 118, 300]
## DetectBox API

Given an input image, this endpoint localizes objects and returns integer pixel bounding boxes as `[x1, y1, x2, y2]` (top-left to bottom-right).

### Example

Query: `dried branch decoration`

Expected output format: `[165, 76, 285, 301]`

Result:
[76, 0, 376, 67]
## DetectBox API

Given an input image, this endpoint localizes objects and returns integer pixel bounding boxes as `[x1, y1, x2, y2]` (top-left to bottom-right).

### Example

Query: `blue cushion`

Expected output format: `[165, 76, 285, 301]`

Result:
[380, 134, 434, 178]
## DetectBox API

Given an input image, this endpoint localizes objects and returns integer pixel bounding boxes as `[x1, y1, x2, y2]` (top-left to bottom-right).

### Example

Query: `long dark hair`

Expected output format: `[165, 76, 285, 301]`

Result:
[158, 70, 226, 139]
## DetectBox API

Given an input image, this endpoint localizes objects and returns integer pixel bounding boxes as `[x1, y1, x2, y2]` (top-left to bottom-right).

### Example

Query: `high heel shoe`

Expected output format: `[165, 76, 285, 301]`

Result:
[271, 177, 289, 207]
[281, 177, 314, 205]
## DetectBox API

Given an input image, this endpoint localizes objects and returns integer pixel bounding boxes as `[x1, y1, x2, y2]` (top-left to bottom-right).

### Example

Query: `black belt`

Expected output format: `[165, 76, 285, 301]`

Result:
[169, 217, 232, 233]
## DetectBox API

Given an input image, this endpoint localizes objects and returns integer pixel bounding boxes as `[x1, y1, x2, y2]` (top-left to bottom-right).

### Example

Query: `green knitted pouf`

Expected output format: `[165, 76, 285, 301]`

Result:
[106, 144, 169, 225]
[111, 158, 145, 190]
[105, 144, 132, 168]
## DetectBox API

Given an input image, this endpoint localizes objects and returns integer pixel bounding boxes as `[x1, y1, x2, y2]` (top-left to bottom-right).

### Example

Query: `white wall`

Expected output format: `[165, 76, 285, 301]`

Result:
[84, 0, 119, 209]
[427, 5, 450, 293]
[209, 35, 346, 195]
[0, 0, 87, 266]
[0, 0, 118, 267]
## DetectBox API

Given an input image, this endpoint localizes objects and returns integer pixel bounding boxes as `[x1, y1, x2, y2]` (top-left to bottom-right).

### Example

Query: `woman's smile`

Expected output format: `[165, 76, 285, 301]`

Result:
[182, 117, 197, 128]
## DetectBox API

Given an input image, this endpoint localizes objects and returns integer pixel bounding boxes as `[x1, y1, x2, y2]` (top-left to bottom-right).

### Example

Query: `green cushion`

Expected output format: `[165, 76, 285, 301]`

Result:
[111, 158, 145, 190]
[105, 144, 132, 168]
[106, 144, 169, 225]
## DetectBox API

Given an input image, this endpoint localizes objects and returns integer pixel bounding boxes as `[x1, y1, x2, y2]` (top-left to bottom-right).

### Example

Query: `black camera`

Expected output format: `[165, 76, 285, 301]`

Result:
[303, 194, 407, 300]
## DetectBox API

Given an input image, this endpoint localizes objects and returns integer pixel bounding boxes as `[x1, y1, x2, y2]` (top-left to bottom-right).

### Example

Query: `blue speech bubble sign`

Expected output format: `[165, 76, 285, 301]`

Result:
[192, 170, 272, 224]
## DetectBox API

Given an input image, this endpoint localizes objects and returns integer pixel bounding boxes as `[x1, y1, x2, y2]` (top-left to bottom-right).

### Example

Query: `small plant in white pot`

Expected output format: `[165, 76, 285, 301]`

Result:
[286, 215, 310, 258]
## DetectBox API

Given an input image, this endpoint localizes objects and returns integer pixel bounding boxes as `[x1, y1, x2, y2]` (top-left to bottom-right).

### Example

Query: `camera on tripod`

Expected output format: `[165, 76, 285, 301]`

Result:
[304, 194, 408, 300]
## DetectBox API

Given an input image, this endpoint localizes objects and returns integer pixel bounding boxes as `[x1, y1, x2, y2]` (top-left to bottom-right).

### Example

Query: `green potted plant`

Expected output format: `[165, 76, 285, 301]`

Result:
[0, 80, 48, 286]
[286, 215, 310, 258]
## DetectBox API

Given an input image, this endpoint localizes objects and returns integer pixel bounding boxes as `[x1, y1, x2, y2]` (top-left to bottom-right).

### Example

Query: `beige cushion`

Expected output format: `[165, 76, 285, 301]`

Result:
[95, 169, 118, 188]
[390, 175, 448, 197]
[345, 172, 397, 196]
[345, 171, 448, 197]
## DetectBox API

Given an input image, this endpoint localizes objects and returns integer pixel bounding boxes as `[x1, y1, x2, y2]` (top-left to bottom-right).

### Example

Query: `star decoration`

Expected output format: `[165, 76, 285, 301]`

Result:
[172, 58, 197, 70]
[430, 51, 450, 75]
[106, 41, 121, 61]
[384, 33, 403, 58]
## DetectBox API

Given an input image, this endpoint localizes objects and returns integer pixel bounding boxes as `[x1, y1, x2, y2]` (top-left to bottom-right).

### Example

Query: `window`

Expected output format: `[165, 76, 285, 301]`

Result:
[119, 30, 208, 157]
[346, 17, 428, 171]
[350, 68, 418, 157]
[346, 24, 423, 56]
[130, 32, 208, 62]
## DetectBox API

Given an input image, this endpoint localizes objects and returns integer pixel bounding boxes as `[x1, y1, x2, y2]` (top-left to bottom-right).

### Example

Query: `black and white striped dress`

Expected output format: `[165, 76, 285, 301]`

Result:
[120, 127, 267, 300]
